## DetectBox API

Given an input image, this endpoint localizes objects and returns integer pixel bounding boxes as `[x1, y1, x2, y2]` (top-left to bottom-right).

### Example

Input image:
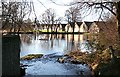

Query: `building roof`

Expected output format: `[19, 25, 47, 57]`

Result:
[69, 22, 83, 27]
[84, 21, 93, 29]
[76, 22, 83, 27]
[61, 24, 67, 28]
[69, 22, 75, 27]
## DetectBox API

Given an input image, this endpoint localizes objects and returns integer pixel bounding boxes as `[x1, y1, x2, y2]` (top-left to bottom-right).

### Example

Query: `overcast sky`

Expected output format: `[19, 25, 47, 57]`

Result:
[30, 0, 102, 22]
[30, 0, 72, 21]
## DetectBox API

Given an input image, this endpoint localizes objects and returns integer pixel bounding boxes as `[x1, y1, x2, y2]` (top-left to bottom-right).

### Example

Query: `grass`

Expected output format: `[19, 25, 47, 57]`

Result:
[33, 29, 65, 33]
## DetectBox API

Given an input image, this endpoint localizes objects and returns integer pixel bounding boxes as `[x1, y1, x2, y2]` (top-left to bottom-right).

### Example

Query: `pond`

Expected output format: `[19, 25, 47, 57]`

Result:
[20, 34, 93, 76]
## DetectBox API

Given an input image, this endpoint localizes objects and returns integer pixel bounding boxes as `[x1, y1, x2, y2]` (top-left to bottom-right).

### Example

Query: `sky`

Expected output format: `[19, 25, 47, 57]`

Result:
[1, 0, 116, 23]
[30, 0, 73, 21]
[30, 0, 101, 22]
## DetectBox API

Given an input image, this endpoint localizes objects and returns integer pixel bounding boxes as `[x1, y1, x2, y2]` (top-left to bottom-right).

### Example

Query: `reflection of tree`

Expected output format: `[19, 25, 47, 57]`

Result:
[62, 34, 65, 39]
[20, 34, 31, 45]
[66, 34, 69, 50]
[71, 34, 75, 51]
[50, 34, 54, 48]
[65, 34, 75, 51]
[64, 34, 93, 52]
[21, 34, 93, 53]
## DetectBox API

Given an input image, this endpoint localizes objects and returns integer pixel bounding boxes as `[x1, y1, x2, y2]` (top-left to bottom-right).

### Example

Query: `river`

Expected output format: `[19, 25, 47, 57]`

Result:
[20, 34, 93, 76]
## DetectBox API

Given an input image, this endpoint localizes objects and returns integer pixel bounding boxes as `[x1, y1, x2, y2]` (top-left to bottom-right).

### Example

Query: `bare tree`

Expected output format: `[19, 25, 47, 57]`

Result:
[40, 8, 56, 32]
[50, 0, 120, 36]
[70, 1, 120, 36]
[2, 1, 34, 32]
[40, 8, 63, 32]
[54, 17, 62, 32]
[65, 4, 82, 33]
[103, 13, 117, 23]
[65, 5, 82, 23]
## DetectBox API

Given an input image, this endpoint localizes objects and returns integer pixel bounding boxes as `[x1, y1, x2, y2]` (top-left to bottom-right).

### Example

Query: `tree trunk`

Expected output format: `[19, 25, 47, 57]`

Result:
[73, 22, 75, 33]
[116, 1, 120, 36]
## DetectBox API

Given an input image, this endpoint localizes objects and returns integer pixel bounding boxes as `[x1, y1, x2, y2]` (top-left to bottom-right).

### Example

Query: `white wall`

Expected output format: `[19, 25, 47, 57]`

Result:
[74, 23, 80, 32]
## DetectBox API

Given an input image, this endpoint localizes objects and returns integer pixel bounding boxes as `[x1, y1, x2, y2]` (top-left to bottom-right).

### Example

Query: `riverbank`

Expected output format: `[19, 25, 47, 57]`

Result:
[20, 48, 120, 77]
[62, 49, 120, 77]
[20, 53, 92, 76]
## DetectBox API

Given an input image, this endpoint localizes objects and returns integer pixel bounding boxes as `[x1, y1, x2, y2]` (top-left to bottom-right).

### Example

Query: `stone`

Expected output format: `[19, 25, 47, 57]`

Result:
[57, 57, 64, 63]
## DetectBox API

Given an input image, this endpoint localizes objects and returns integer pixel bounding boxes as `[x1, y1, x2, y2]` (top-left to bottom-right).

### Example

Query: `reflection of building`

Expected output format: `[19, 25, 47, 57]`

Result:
[64, 34, 88, 51]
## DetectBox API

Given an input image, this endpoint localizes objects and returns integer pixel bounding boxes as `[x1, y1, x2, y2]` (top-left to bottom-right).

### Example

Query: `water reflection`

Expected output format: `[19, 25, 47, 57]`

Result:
[20, 34, 92, 57]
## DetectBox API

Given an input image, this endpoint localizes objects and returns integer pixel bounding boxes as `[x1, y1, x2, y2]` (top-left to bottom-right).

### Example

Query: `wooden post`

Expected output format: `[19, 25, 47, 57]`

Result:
[2, 35, 20, 76]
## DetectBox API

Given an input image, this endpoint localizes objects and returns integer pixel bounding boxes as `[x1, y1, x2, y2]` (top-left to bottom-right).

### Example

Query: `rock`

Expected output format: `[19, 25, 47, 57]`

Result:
[57, 57, 64, 63]
[20, 54, 43, 60]
[70, 59, 82, 64]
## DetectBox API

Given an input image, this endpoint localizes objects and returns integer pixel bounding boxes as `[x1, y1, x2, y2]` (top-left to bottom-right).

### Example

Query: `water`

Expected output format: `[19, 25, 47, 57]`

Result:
[20, 34, 93, 76]
[20, 34, 92, 57]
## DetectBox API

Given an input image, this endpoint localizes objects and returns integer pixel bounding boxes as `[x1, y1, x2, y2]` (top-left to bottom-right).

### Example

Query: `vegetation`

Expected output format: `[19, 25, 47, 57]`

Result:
[20, 54, 43, 60]
[94, 58, 120, 77]
[65, 49, 110, 65]
[65, 46, 120, 76]
[2, 1, 34, 32]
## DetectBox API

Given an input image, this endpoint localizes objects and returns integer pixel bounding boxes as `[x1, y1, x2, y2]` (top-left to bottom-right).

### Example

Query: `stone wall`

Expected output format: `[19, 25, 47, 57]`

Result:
[2, 35, 20, 76]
